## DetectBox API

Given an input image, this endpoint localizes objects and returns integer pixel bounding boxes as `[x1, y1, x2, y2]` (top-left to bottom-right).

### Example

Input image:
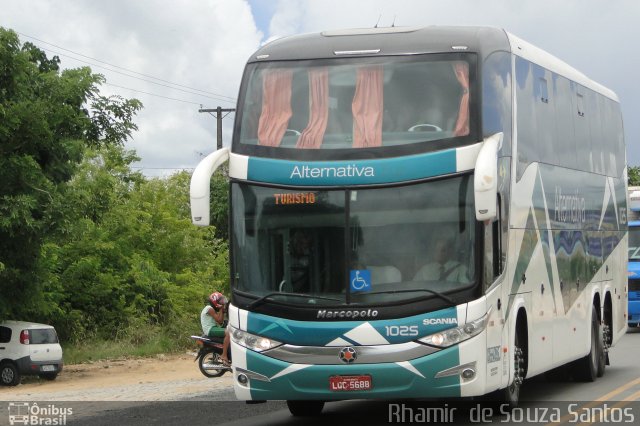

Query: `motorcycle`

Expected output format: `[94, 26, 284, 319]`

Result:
[190, 335, 232, 378]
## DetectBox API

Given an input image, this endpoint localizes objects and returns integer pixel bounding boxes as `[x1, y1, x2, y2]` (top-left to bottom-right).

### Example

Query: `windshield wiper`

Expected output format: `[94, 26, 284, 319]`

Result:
[246, 291, 342, 310]
[351, 288, 456, 306]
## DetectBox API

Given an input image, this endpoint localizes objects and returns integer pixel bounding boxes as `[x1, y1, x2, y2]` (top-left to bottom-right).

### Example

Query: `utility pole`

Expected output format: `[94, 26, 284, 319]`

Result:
[199, 106, 235, 150]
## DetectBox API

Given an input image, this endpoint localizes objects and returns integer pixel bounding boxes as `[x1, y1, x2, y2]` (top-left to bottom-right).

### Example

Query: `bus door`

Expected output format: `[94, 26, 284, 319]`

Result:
[482, 216, 508, 391]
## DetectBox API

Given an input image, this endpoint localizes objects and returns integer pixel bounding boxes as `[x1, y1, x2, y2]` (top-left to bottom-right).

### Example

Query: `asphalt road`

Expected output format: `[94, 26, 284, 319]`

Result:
[52, 329, 640, 425]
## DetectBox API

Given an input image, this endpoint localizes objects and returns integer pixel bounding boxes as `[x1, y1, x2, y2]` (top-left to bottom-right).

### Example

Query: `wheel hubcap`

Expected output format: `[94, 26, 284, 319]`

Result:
[513, 347, 525, 387]
[603, 324, 611, 352]
[1, 368, 13, 383]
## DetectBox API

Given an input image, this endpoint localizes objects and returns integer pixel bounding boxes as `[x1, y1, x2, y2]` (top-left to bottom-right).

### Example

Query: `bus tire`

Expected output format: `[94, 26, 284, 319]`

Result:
[489, 329, 526, 410]
[286, 400, 324, 417]
[574, 305, 603, 382]
[598, 299, 613, 377]
[504, 331, 525, 409]
[596, 313, 606, 377]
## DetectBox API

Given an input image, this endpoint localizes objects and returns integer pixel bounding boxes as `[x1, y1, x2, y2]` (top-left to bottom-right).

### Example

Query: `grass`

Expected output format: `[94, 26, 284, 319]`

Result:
[61, 321, 196, 364]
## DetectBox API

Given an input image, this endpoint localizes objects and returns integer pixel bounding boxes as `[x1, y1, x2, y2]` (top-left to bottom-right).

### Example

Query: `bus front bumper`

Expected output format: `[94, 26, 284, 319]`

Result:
[232, 343, 475, 401]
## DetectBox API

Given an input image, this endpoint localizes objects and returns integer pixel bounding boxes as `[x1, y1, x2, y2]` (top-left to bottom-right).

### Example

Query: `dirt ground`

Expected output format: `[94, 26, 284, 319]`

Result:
[0, 352, 234, 402]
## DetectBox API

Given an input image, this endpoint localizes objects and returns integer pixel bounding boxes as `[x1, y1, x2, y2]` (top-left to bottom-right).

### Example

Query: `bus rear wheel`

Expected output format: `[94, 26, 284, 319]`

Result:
[573, 305, 604, 382]
[286, 400, 325, 417]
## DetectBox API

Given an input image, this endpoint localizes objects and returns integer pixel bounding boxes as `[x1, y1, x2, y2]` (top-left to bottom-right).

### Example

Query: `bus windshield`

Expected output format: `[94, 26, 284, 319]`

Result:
[629, 226, 640, 261]
[231, 176, 478, 306]
[237, 54, 474, 151]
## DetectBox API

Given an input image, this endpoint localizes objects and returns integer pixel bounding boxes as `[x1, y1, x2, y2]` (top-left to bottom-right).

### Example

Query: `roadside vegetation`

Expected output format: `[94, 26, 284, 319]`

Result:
[0, 27, 229, 363]
[629, 166, 640, 186]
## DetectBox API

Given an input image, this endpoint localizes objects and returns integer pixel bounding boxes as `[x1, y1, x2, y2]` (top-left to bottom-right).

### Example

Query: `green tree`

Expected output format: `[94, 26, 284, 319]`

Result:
[210, 164, 230, 241]
[39, 146, 227, 340]
[0, 28, 142, 319]
[629, 166, 640, 187]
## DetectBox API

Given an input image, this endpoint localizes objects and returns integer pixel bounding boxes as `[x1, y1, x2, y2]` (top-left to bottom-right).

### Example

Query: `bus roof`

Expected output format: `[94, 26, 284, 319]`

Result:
[505, 32, 618, 101]
[249, 25, 618, 102]
[252, 26, 509, 62]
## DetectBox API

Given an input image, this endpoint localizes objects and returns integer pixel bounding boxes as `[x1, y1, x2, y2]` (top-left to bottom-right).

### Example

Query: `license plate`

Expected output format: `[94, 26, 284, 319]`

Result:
[41, 365, 55, 372]
[329, 375, 372, 392]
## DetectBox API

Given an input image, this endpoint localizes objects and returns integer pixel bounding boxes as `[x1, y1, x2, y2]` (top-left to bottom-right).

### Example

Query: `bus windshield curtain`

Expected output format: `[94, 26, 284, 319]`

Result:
[352, 65, 384, 148]
[257, 69, 293, 146]
[296, 68, 329, 149]
[453, 62, 470, 137]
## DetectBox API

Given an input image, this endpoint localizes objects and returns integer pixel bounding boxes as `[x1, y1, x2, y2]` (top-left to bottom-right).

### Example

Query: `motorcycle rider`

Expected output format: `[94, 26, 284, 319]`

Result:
[201, 292, 230, 365]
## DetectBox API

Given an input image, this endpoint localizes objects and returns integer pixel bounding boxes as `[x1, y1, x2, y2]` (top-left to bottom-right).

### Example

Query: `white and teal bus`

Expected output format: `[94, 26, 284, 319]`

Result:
[190, 26, 627, 415]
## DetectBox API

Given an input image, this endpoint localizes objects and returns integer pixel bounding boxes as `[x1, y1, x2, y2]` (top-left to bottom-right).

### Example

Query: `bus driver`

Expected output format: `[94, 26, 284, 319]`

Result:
[413, 233, 469, 283]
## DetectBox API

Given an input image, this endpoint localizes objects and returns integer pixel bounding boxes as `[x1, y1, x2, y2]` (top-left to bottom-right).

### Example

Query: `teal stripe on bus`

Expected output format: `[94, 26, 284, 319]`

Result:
[246, 308, 459, 346]
[246, 149, 457, 186]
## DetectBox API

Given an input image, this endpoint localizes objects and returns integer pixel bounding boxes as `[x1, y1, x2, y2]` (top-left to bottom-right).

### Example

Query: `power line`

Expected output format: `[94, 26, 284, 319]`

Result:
[18, 31, 237, 101]
[39, 46, 236, 105]
[17, 31, 237, 103]
[104, 82, 208, 106]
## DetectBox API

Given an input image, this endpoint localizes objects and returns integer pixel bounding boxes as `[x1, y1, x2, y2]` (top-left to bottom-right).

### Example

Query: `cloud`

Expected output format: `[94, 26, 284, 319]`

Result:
[1, 0, 639, 170]
[1, 0, 261, 176]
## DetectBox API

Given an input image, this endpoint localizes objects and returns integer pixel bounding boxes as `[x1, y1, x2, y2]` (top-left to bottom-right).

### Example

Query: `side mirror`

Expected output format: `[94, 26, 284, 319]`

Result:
[190, 148, 230, 226]
[474, 133, 502, 221]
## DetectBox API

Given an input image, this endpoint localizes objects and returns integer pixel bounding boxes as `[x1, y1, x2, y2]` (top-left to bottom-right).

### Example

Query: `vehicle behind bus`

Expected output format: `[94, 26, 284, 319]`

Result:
[628, 187, 640, 327]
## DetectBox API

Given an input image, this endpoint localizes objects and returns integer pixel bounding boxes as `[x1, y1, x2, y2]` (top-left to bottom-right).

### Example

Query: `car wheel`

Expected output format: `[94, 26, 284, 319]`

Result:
[0, 362, 20, 386]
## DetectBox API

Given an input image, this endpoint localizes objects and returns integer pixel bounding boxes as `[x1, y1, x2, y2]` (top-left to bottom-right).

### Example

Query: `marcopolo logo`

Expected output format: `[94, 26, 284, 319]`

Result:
[8, 402, 72, 425]
[317, 309, 379, 319]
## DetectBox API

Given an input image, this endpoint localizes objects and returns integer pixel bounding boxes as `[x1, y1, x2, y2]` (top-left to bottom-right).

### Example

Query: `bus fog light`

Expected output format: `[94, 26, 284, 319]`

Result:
[237, 373, 249, 385]
[461, 368, 476, 380]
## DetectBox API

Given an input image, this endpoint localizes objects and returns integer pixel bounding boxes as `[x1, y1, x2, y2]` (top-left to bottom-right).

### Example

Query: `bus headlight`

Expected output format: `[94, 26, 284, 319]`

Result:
[230, 327, 282, 352]
[419, 313, 489, 348]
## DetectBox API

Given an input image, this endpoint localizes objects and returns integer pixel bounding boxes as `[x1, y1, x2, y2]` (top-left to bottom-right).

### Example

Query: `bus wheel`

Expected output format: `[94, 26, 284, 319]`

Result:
[286, 400, 324, 417]
[574, 305, 603, 382]
[598, 303, 612, 377]
[596, 321, 607, 378]
[503, 332, 525, 408]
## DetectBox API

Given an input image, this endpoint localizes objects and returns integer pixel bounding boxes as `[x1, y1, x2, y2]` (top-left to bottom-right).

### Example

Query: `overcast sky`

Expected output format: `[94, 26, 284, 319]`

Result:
[1, 0, 638, 176]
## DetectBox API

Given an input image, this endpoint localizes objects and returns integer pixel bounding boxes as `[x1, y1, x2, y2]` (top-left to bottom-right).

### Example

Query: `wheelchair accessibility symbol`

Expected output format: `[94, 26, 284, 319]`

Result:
[350, 269, 371, 292]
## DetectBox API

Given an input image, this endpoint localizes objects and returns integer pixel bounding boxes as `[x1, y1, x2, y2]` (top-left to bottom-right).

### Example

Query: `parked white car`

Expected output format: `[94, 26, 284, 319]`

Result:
[0, 321, 63, 386]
